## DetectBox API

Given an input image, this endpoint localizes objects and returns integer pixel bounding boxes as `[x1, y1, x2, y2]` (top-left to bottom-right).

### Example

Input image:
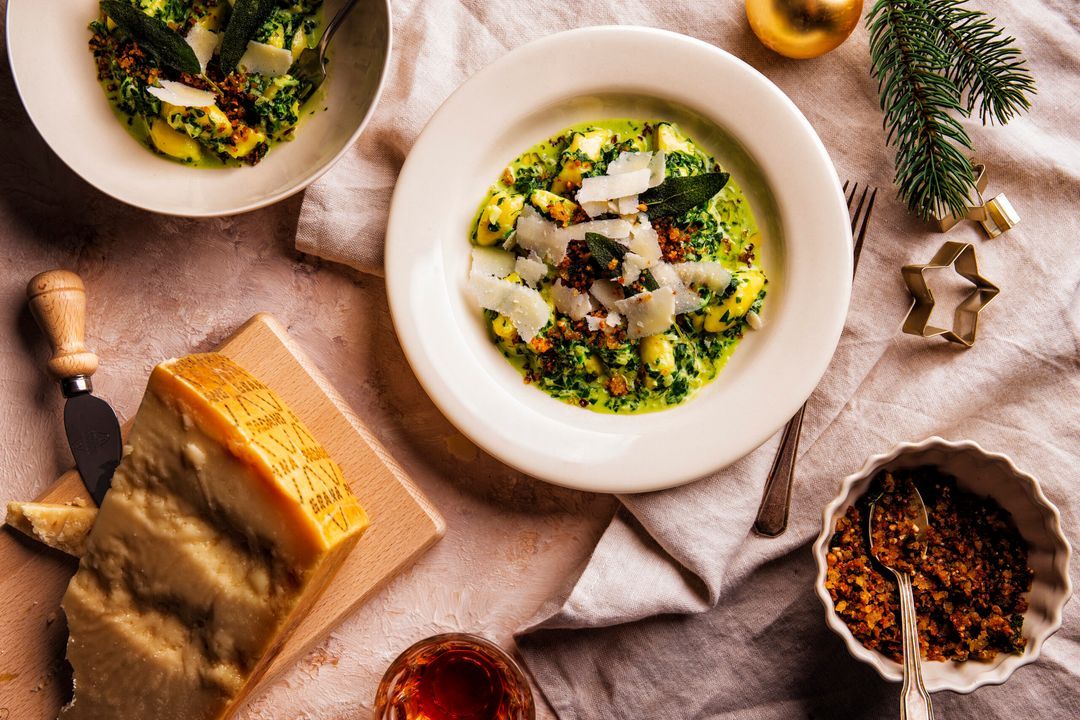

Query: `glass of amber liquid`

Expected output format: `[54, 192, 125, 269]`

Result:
[373, 633, 535, 720]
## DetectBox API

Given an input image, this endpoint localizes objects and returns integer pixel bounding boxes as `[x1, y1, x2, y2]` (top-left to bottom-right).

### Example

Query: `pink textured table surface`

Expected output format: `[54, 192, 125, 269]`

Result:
[0, 55, 613, 720]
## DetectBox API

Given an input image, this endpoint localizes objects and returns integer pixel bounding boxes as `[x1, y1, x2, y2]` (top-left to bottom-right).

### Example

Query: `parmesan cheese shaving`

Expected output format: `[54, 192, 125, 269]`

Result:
[470, 247, 516, 278]
[589, 280, 624, 311]
[238, 41, 293, 78]
[606, 151, 665, 187]
[650, 263, 706, 314]
[184, 24, 220, 73]
[628, 222, 662, 264]
[614, 287, 676, 339]
[145, 80, 216, 108]
[617, 194, 640, 216]
[576, 169, 651, 203]
[648, 151, 666, 187]
[607, 152, 652, 175]
[514, 254, 548, 288]
[621, 253, 648, 285]
[561, 218, 632, 241]
[468, 274, 550, 342]
[581, 200, 610, 218]
[519, 208, 634, 262]
[515, 206, 569, 264]
[586, 310, 623, 333]
[672, 261, 732, 292]
[551, 281, 596, 320]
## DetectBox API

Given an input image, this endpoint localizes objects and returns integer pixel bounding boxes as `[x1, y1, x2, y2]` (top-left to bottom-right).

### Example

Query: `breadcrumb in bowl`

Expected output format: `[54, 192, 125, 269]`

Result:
[812, 437, 1072, 693]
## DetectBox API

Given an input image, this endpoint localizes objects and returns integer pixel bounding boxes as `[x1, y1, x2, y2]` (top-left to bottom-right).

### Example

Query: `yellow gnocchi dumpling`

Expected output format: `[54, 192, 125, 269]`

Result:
[265, 24, 287, 48]
[551, 128, 613, 194]
[162, 102, 233, 140]
[474, 191, 525, 246]
[655, 122, 696, 155]
[148, 118, 202, 162]
[704, 270, 766, 332]
[491, 314, 516, 340]
[291, 28, 309, 60]
[640, 334, 676, 375]
[225, 125, 268, 158]
[529, 189, 578, 227]
[583, 352, 605, 377]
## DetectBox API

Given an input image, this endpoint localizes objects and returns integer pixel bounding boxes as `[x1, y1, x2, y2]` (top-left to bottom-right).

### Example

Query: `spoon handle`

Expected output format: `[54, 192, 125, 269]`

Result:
[318, 0, 362, 57]
[896, 571, 935, 720]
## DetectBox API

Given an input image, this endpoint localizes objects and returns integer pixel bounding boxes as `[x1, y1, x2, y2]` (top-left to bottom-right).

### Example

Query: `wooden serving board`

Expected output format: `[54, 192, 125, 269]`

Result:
[0, 312, 445, 719]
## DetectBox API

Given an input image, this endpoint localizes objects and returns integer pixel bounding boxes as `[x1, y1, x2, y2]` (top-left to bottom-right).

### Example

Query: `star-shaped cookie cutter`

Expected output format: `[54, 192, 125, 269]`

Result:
[934, 164, 1020, 238]
[901, 241, 1000, 347]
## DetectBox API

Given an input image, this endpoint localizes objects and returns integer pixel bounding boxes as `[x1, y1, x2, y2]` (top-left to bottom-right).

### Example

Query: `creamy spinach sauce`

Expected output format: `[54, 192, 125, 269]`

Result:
[469, 119, 766, 414]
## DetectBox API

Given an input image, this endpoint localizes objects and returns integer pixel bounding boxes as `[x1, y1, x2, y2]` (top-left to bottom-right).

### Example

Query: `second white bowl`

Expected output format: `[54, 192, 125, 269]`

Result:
[6, 0, 391, 215]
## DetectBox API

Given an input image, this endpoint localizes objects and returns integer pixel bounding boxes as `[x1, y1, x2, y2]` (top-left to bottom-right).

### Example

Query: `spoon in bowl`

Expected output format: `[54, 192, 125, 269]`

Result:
[869, 477, 936, 720]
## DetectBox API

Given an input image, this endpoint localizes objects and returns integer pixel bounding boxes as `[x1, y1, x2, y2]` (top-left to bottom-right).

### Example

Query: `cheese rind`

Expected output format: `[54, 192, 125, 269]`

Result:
[60, 353, 369, 720]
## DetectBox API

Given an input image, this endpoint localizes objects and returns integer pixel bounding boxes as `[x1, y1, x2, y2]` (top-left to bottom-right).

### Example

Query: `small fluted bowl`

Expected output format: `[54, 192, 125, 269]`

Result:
[812, 436, 1072, 693]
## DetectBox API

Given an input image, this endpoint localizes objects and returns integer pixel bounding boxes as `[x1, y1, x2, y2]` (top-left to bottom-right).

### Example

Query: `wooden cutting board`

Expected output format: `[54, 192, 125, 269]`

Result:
[0, 312, 445, 719]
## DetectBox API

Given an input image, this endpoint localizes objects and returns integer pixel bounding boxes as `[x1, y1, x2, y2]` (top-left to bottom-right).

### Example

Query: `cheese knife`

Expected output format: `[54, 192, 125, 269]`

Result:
[27, 270, 122, 506]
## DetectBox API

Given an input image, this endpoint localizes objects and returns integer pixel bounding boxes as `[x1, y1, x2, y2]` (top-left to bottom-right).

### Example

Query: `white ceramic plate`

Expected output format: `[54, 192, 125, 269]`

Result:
[6, 0, 390, 216]
[812, 437, 1073, 693]
[386, 27, 852, 493]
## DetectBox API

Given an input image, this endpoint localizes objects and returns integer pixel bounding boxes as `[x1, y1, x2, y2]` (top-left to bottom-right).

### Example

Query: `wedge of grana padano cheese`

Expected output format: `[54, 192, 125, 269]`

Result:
[59, 353, 369, 720]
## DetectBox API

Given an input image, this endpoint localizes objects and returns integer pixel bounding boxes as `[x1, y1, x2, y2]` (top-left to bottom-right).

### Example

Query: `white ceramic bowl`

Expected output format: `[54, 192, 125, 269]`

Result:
[812, 437, 1073, 693]
[385, 27, 852, 493]
[6, 0, 390, 216]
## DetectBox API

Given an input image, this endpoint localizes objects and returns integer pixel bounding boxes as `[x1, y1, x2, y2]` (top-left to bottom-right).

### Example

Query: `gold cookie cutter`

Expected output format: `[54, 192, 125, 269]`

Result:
[935, 164, 1020, 238]
[901, 241, 1000, 347]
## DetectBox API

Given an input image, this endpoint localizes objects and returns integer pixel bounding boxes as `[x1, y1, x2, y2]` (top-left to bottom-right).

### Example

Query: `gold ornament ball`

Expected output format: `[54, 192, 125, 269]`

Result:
[746, 0, 863, 59]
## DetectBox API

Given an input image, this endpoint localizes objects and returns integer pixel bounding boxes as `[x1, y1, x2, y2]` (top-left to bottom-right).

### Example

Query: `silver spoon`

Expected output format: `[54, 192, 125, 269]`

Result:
[292, 0, 362, 100]
[869, 480, 936, 720]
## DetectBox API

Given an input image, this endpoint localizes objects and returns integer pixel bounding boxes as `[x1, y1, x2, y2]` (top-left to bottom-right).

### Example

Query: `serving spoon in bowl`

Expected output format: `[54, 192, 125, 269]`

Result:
[869, 479, 936, 720]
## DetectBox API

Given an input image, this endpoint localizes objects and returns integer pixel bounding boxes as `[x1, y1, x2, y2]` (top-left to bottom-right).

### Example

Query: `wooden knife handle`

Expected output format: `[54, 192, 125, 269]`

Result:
[27, 270, 99, 380]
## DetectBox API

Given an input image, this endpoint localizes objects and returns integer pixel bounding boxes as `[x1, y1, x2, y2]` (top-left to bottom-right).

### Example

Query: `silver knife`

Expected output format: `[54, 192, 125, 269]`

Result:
[27, 270, 122, 506]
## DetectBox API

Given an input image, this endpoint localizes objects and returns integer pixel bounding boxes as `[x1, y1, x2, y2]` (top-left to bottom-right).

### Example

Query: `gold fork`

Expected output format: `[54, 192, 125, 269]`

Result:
[753, 181, 877, 538]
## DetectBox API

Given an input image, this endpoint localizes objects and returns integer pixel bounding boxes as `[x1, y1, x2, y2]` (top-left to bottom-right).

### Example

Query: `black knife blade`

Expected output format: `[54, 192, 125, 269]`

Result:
[64, 393, 122, 506]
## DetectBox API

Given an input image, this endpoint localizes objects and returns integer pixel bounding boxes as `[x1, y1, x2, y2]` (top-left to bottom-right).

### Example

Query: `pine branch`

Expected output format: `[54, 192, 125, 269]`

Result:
[868, 0, 976, 221]
[919, 0, 1036, 124]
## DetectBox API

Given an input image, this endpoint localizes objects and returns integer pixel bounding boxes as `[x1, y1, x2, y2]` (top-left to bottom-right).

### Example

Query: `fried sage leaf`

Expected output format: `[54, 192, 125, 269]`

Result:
[220, 0, 279, 73]
[586, 232, 661, 293]
[639, 269, 660, 291]
[101, 1, 200, 75]
[585, 232, 627, 277]
[640, 172, 730, 218]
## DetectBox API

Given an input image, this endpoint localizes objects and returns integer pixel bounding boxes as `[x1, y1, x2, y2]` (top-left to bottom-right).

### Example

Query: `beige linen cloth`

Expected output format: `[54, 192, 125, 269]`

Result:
[298, 1, 1080, 716]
